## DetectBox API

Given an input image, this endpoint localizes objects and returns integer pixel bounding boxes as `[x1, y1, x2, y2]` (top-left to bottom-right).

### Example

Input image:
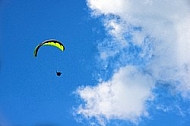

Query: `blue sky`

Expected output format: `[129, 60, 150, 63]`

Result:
[1, 0, 190, 126]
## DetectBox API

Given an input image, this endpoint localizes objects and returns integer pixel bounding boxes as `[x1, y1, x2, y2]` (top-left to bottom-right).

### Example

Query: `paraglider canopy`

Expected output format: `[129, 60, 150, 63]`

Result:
[34, 39, 65, 57]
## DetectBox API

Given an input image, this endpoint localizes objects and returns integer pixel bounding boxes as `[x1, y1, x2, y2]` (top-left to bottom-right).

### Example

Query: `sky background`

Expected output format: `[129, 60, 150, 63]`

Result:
[1, 0, 190, 126]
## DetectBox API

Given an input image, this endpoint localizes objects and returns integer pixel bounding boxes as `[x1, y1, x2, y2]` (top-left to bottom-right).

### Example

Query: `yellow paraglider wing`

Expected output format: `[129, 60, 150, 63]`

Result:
[34, 40, 65, 57]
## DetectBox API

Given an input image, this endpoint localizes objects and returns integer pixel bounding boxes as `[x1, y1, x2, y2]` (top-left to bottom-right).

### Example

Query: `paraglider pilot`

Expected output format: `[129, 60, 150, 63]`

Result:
[56, 71, 62, 76]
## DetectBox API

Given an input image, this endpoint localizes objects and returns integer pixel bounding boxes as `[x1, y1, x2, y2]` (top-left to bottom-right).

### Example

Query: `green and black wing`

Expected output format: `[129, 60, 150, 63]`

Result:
[34, 40, 65, 57]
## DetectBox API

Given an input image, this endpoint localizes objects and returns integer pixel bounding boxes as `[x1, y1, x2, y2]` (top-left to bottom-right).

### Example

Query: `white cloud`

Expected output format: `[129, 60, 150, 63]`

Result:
[87, 0, 128, 16]
[75, 0, 190, 125]
[87, 0, 190, 96]
[76, 66, 154, 125]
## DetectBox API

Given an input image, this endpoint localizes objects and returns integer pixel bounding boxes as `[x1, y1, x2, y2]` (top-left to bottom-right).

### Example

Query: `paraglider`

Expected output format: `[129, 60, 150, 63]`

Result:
[56, 71, 62, 76]
[34, 39, 65, 76]
[34, 39, 65, 57]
